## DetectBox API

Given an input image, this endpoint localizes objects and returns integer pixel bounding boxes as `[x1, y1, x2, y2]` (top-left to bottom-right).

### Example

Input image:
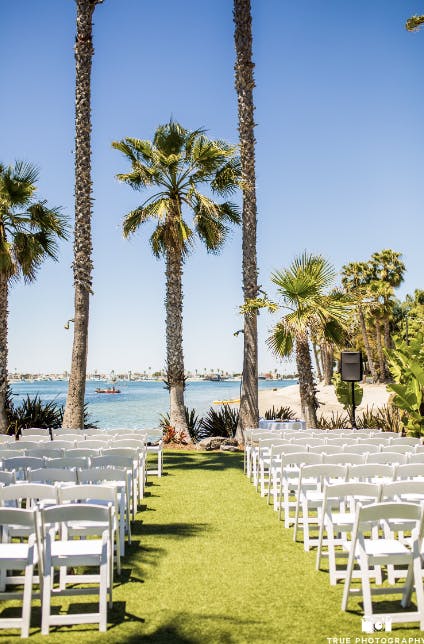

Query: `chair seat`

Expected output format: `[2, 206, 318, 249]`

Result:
[0, 543, 37, 562]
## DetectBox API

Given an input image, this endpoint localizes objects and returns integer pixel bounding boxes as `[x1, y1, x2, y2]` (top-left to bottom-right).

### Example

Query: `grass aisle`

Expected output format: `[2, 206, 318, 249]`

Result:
[8, 451, 424, 642]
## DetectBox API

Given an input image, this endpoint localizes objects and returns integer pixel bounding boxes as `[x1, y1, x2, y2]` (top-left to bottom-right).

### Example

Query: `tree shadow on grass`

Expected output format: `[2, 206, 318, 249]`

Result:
[133, 521, 211, 539]
[164, 452, 243, 473]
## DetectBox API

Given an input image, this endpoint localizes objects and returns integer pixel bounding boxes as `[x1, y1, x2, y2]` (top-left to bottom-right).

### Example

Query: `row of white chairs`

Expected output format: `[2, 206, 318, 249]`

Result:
[0, 501, 114, 637]
[247, 451, 424, 630]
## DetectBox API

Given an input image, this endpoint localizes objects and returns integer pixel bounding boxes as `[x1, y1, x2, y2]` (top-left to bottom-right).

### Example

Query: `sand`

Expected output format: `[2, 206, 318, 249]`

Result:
[258, 382, 390, 420]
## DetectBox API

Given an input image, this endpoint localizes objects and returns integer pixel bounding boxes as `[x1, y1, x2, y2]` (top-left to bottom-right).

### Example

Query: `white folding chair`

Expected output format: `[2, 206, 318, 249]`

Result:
[2, 457, 44, 480]
[143, 428, 163, 477]
[276, 452, 322, 525]
[39, 503, 112, 634]
[293, 464, 347, 551]
[58, 484, 120, 576]
[100, 448, 144, 506]
[409, 453, 424, 465]
[316, 481, 381, 585]
[381, 444, 415, 455]
[20, 427, 50, 437]
[67, 448, 102, 458]
[395, 463, 424, 481]
[77, 467, 131, 553]
[28, 468, 78, 485]
[0, 508, 38, 638]
[342, 501, 424, 631]
[390, 437, 421, 447]
[45, 456, 90, 469]
[0, 470, 16, 485]
[342, 444, 380, 454]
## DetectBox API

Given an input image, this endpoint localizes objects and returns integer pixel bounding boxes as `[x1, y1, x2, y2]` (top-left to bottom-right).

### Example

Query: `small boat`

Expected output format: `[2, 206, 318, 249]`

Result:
[213, 398, 240, 405]
[95, 386, 121, 394]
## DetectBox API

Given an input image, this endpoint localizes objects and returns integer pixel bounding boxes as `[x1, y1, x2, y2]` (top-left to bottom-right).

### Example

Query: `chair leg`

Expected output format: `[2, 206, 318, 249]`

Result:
[99, 559, 108, 630]
[21, 562, 33, 638]
[41, 569, 52, 635]
[360, 554, 373, 618]
[341, 545, 356, 611]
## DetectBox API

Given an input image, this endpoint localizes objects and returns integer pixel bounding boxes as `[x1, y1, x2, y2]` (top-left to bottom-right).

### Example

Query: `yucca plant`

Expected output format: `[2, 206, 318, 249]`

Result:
[316, 411, 350, 430]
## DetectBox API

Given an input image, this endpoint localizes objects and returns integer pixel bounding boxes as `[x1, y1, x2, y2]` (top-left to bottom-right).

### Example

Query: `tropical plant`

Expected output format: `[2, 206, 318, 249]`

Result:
[263, 405, 296, 420]
[267, 253, 349, 428]
[385, 333, 424, 436]
[354, 405, 402, 433]
[406, 15, 424, 31]
[333, 373, 363, 427]
[0, 162, 66, 433]
[159, 406, 202, 443]
[62, 0, 103, 430]
[199, 405, 239, 439]
[316, 411, 350, 430]
[233, 0, 259, 439]
[5, 387, 97, 436]
[341, 261, 378, 382]
[113, 122, 240, 438]
[370, 249, 405, 353]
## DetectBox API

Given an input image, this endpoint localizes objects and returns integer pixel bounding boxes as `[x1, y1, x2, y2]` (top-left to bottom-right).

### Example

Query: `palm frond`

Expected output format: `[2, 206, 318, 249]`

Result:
[210, 158, 241, 196]
[267, 322, 294, 357]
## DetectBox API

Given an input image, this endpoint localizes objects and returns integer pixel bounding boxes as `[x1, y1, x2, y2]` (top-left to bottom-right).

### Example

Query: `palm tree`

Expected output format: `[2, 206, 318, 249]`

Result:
[0, 161, 67, 433]
[112, 122, 240, 436]
[406, 15, 424, 31]
[62, 0, 103, 429]
[341, 261, 379, 383]
[233, 0, 259, 438]
[370, 249, 405, 350]
[268, 253, 349, 428]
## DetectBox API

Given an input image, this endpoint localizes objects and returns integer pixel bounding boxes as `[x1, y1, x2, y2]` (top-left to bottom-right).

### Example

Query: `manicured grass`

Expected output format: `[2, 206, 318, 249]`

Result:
[2, 451, 423, 642]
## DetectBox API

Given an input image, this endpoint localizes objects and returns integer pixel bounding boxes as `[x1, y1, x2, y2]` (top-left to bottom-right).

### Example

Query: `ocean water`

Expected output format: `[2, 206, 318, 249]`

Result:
[9, 379, 296, 429]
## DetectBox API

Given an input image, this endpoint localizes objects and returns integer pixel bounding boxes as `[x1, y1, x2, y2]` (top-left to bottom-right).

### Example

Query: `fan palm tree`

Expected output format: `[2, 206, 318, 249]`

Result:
[268, 253, 349, 428]
[62, 0, 103, 429]
[370, 249, 405, 350]
[0, 161, 67, 433]
[112, 122, 240, 436]
[233, 0, 259, 438]
[341, 261, 379, 383]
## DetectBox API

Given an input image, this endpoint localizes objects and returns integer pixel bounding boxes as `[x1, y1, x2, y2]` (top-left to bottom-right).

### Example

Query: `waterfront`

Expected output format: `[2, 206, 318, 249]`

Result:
[10, 379, 296, 429]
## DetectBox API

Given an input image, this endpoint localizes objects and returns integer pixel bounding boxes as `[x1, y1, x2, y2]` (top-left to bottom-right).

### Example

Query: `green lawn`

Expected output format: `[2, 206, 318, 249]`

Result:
[2, 451, 424, 642]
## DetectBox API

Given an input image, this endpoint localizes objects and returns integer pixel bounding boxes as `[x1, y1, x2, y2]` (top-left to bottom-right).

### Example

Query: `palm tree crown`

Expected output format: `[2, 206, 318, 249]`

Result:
[0, 161, 67, 279]
[113, 121, 241, 255]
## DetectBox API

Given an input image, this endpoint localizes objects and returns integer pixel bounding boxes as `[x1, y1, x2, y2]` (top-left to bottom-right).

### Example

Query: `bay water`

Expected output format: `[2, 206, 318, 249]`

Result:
[10, 379, 296, 429]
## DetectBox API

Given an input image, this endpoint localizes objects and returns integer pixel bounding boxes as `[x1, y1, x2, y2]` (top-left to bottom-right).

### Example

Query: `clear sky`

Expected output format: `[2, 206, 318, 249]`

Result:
[1, 0, 423, 375]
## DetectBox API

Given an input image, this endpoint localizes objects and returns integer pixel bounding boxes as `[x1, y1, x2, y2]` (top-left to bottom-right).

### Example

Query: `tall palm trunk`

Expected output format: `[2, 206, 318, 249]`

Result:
[295, 334, 318, 428]
[375, 320, 386, 383]
[312, 342, 323, 382]
[358, 304, 378, 383]
[0, 274, 8, 433]
[63, 0, 99, 428]
[165, 246, 189, 437]
[321, 342, 334, 386]
[234, 0, 259, 439]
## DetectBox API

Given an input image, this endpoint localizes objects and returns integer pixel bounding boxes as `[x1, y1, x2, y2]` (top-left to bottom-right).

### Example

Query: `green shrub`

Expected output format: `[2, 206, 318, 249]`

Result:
[199, 405, 239, 439]
[264, 405, 296, 420]
[316, 411, 350, 430]
[159, 406, 202, 443]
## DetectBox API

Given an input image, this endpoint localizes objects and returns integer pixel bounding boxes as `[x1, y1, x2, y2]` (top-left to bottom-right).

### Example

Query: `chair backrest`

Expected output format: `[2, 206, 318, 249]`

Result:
[348, 463, 394, 482]
[48, 440, 76, 449]
[309, 445, 342, 455]
[0, 506, 36, 529]
[322, 452, 365, 465]
[409, 453, 424, 464]
[91, 454, 134, 470]
[366, 452, 408, 465]
[77, 466, 129, 484]
[13, 440, 46, 450]
[323, 480, 381, 505]
[75, 440, 111, 449]
[20, 428, 51, 438]
[82, 429, 108, 437]
[0, 470, 16, 485]
[354, 501, 423, 527]
[390, 437, 421, 447]
[67, 448, 102, 457]
[381, 480, 424, 502]
[58, 483, 117, 505]
[112, 439, 146, 450]
[343, 443, 380, 454]
[27, 448, 63, 459]
[381, 444, 415, 455]
[44, 456, 90, 469]
[280, 452, 322, 467]
[324, 438, 350, 446]
[395, 463, 424, 481]
[2, 456, 44, 472]
[0, 448, 26, 460]
[40, 502, 111, 533]
[28, 467, 77, 484]
[269, 444, 299, 458]
[291, 438, 325, 447]
[298, 463, 347, 488]
[0, 482, 58, 507]
[0, 434, 14, 444]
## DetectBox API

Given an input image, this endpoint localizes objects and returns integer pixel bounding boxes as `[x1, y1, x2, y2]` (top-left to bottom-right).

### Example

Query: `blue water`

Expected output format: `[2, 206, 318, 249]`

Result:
[9, 379, 296, 429]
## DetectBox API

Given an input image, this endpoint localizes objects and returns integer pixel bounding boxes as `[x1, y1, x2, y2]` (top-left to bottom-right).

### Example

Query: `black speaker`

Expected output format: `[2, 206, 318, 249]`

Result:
[340, 351, 363, 382]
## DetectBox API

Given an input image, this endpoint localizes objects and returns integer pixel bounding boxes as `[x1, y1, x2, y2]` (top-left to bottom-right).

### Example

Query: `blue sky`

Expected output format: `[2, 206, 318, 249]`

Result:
[1, 0, 423, 375]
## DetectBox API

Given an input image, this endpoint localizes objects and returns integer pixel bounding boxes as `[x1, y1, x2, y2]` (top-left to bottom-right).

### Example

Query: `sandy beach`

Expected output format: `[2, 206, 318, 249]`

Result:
[258, 382, 390, 420]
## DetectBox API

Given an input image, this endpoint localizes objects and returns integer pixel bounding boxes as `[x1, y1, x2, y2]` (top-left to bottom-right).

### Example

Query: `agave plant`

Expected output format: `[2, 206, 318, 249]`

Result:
[263, 405, 296, 421]
[199, 405, 239, 439]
